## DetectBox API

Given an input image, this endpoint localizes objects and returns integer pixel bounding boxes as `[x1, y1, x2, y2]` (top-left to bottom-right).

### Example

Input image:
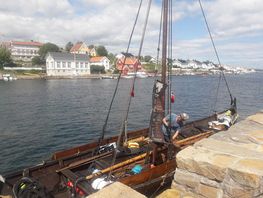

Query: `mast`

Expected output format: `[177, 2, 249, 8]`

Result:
[161, 0, 168, 111]
[149, 0, 169, 143]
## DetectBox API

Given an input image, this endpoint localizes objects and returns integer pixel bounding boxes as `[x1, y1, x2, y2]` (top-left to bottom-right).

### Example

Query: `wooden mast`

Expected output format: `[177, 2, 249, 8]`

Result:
[149, 0, 168, 143]
[161, 0, 168, 112]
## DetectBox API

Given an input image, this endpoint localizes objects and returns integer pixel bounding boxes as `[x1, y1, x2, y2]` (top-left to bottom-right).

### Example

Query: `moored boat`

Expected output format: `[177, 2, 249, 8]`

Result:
[0, 0, 239, 197]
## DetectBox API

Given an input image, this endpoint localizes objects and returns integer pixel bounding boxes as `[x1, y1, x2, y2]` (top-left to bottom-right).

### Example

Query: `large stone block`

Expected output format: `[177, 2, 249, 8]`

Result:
[156, 189, 180, 198]
[194, 138, 262, 159]
[228, 159, 263, 188]
[87, 182, 146, 198]
[197, 184, 223, 198]
[247, 113, 263, 125]
[174, 169, 200, 189]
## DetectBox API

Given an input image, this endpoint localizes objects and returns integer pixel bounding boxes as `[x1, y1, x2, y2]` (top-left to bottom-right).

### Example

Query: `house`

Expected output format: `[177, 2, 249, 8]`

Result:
[116, 57, 142, 75]
[172, 59, 182, 68]
[46, 52, 90, 76]
[0, 41, 11, 49]
[70, 42, 97, 56]
[90, 56, 111, 70]
[10, 41, 43, 61]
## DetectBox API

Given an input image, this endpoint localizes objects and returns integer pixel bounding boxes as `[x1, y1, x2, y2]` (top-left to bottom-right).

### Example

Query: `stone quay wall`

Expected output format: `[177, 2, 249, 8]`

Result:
[172, 110, 263, 198]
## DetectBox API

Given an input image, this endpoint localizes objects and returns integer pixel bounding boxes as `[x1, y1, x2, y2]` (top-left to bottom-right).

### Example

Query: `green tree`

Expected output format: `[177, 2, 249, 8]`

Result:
[39, 43, 60, 60]
[107, 53, 116, 65]
[88, 44, 94, 49]
[144, 55, 152, 62]
[90, 65, 105, 74]
[65, 42, 73, 52]
[96, 45, 108, 56]
[0, 47, 12, 68]
[32, 56, 44, 65]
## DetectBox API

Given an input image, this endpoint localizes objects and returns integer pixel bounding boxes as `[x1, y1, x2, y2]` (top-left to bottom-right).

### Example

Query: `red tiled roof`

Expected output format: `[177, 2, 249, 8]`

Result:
[12, 41, 43, 47]
[116, 57, 141, 71]
[90, 56, 106, 63]
[70, 42, 83, 52]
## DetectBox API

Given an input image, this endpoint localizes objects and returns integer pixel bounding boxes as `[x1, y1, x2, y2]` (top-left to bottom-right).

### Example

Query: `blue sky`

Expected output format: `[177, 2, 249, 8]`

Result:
[0, 0, 262, 68]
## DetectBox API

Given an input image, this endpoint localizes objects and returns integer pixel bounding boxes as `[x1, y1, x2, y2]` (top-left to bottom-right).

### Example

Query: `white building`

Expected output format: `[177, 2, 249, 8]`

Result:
[90, 56, 111, 70]
[46, 52, 90, 77]
[10, 41, 43, 61]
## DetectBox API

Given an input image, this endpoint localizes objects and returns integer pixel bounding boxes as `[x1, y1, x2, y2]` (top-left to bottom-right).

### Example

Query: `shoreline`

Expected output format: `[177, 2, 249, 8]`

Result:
[0, 71, 258, 80]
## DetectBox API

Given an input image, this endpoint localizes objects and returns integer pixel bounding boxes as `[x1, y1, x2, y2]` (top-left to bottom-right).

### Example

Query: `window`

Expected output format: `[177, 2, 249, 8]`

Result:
[76, 62, 79, 68]
[68, 62, 71, 68]
[57, 62, 61, 68]
[63, 70, 65, 72]
[80, 62, 83, 68]
[85, 63, 88, 68]
[62, 62, 66, 68]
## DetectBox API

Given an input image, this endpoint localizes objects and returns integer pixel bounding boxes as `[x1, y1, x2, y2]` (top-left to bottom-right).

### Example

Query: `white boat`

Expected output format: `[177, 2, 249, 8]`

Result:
[122, 71, 148, 79]
[2, 74, 17, 81]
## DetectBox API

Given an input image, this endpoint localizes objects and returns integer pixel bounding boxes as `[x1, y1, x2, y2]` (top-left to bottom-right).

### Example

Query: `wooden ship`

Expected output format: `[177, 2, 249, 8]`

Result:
[0, 0, 238, 197]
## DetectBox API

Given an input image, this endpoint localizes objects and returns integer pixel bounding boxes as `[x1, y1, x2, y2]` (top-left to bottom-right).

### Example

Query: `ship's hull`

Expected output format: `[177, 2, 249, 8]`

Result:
[0, 108, 237, 197]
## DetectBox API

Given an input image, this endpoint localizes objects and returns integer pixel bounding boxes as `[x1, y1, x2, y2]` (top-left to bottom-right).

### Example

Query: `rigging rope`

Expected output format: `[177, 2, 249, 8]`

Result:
[198, 0, 233, 106]
[107, 0, 153, 179]
[94, 0, 143, 155]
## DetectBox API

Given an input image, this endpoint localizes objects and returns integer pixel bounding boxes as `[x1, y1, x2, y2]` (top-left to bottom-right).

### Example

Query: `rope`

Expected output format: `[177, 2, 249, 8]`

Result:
[92, 0, 144, 157]
[107, 0, 153, 179]
[198, 0, 233, 103]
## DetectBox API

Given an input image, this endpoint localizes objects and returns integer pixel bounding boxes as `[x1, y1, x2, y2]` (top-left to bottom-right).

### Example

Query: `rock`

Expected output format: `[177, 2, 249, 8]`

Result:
[247, 113, 263, 124]
[156, 189, 180, 198]
[173, 111, 263, 198]
[87, 182, 146, 198]
[197, 184, 223, 198]
[228, 159, 263, 188]
[174, 169, 200, 189]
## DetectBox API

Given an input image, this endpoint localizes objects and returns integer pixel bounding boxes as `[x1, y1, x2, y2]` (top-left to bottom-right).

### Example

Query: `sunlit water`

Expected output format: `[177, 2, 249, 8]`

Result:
[0, 72, 262, 173]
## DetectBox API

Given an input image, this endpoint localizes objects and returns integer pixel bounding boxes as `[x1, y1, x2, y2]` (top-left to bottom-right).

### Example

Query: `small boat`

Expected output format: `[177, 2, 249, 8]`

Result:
[122, 71, 148, 79]
[100, 75, 117, 79]
[2, 74, 17, 81]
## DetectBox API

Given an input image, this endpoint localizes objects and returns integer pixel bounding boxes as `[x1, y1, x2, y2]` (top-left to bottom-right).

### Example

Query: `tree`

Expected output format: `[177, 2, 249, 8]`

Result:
[107, 53, 116, 65]
[88, 44, 94, 49]
[96, 45, 108, 56]
[32, 56, 43, 65]
[65, 42, 73, 52]
[90, 65, 105, 74]
[144, 55, 152, 62]
[0, 47, 12, 68]
[39, 43, 60, 60]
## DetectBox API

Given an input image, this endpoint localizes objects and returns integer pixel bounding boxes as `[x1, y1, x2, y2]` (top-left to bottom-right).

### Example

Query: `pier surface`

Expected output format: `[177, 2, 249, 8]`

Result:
[159, 110, 263, 198]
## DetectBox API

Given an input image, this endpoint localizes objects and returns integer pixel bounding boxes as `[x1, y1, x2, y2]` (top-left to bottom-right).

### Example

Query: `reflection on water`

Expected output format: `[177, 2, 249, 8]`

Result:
[0, 72, 262, 173]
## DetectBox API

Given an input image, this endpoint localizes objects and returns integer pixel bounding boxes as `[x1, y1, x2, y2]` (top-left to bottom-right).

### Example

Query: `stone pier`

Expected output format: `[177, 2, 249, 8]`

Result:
[163, 110, 263, 198]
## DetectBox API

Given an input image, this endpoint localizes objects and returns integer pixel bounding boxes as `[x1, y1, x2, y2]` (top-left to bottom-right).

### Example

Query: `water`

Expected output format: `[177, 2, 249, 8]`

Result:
[0, 72, 262, 173]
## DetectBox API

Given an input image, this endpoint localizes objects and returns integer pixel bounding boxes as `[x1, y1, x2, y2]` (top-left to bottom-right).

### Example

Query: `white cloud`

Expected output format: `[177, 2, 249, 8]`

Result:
[0, 0, 262, 68]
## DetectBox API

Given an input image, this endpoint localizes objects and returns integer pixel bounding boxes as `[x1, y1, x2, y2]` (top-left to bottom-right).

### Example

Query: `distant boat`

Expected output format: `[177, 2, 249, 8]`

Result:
[2, 74, 17, 81]
[100, 75, 117, 79]
[122, 71, 148, 79]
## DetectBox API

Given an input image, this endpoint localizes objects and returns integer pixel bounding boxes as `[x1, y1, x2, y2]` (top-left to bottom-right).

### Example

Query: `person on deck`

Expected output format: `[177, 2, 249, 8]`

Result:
[161, 112, 189, 142]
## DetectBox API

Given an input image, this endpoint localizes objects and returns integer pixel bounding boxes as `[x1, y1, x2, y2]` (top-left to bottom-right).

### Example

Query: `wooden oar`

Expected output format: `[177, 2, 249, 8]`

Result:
[85, 152, 149, 180]
[174, 131, 213, 147]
